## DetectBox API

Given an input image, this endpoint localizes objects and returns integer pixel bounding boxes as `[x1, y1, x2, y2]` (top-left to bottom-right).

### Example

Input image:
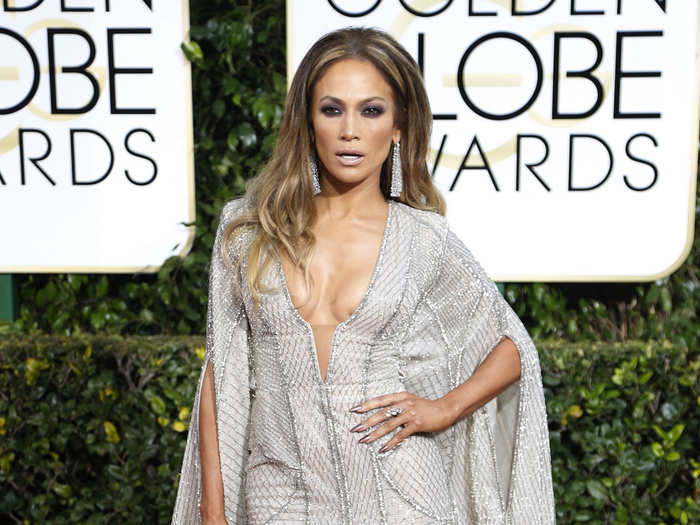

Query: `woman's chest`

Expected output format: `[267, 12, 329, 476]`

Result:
[280, 224, 385, 327]
[244, 205, 436, 385]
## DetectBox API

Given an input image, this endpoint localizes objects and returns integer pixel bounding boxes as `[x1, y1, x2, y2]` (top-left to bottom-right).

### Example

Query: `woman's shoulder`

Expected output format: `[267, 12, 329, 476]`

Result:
[214, 197, 256, 264]
[392, 200, 448, 240]
[220, 196, 252, 224]
[392, 201, 483, 270]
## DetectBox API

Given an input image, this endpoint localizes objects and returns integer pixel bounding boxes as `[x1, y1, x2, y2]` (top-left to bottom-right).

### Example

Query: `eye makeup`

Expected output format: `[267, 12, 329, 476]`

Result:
[320, 105, 342, 115]
[318, 103, 386, 117]
[362, 105, 385, 117]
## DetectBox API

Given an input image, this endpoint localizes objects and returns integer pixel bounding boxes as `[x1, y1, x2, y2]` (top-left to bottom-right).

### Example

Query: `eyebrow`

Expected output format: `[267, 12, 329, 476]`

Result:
[318, 95, 387, 106]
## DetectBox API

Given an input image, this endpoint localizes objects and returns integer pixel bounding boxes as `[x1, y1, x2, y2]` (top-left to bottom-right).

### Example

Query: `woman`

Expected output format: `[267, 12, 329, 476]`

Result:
[172, 27, 554, 524]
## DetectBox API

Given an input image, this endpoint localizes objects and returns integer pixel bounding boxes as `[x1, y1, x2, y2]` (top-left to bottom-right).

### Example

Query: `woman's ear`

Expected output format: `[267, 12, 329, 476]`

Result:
[391, 122, 401, 144]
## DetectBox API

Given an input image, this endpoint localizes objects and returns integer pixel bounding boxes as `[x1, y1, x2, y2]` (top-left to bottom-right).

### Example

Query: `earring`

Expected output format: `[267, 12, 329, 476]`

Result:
[390, 141, 402, 198]
[310, 155, 321, 195]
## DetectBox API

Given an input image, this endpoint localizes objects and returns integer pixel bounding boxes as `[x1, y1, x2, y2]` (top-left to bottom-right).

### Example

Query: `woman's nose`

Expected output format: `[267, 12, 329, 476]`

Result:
[340, 114, 358, 141]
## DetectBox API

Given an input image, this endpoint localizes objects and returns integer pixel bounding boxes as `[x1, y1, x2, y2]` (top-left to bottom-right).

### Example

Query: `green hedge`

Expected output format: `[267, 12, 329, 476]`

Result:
[0, 336, 698, 524]
[0, 336, 203, 524]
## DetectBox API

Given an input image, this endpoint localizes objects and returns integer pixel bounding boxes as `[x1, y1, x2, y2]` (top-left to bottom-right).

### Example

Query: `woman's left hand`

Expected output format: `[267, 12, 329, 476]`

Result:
[348, 391, 456, 453]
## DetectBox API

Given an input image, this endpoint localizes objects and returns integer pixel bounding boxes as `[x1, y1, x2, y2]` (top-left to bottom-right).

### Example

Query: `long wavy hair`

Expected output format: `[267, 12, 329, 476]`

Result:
[222, 27, 446, 308]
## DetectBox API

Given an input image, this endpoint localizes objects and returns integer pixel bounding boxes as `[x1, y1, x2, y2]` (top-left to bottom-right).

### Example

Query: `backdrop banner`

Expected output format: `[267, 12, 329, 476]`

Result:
[0, 0, 195, 272]
[287, 0, 699, 281]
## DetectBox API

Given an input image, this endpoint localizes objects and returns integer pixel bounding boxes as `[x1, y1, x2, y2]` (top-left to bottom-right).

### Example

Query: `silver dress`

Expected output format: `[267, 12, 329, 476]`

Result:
[171, 198, 555, 524]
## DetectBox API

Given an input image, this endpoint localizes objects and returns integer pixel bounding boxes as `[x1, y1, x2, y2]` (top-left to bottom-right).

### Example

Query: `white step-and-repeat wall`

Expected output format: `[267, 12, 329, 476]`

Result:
[0, 0, 194, 272]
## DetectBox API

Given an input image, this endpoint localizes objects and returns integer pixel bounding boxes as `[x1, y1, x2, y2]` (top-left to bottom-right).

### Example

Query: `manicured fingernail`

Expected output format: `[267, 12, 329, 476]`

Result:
[349, 405, 363, 413]
[359, 435, 372, 444]
[350, 423, 364, 433]
[378, 445, 388, 453]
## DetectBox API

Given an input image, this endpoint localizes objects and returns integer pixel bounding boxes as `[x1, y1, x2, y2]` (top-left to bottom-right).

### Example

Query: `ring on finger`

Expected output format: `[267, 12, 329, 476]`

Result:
[385, 406, 402, 418]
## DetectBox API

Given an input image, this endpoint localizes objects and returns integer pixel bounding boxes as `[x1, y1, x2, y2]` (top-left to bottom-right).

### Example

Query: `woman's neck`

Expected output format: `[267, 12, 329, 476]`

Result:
[314, 180, 387, 221]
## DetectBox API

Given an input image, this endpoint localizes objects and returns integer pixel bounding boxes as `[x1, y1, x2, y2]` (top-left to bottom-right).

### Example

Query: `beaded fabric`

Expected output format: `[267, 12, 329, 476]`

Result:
[171, 198, 555, 524]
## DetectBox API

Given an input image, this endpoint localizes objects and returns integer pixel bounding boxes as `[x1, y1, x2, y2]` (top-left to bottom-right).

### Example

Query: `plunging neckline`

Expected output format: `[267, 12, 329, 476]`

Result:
[277, 200, 393, 384]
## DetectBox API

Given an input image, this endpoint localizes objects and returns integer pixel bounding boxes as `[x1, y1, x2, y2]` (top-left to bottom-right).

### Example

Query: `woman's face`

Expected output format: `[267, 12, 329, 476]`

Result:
[311, 58, 401, 193]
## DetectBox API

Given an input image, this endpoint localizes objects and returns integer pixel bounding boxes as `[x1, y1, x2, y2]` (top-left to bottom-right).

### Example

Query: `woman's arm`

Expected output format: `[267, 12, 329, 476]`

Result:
[198, 361, 228, 524]
[349, 336, 521, 452]
[441, 335, 521, 423]
[172, 198, 251, 525]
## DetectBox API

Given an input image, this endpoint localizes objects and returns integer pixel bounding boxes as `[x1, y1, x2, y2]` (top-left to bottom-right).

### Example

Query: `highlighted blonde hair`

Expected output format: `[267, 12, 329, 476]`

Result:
[222, 27, 446, 308]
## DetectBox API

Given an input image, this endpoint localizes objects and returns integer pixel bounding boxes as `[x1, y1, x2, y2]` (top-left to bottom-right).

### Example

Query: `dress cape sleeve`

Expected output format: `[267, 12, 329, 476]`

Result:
[403, 225, 555, 523]
[171, 199, 252, 525]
